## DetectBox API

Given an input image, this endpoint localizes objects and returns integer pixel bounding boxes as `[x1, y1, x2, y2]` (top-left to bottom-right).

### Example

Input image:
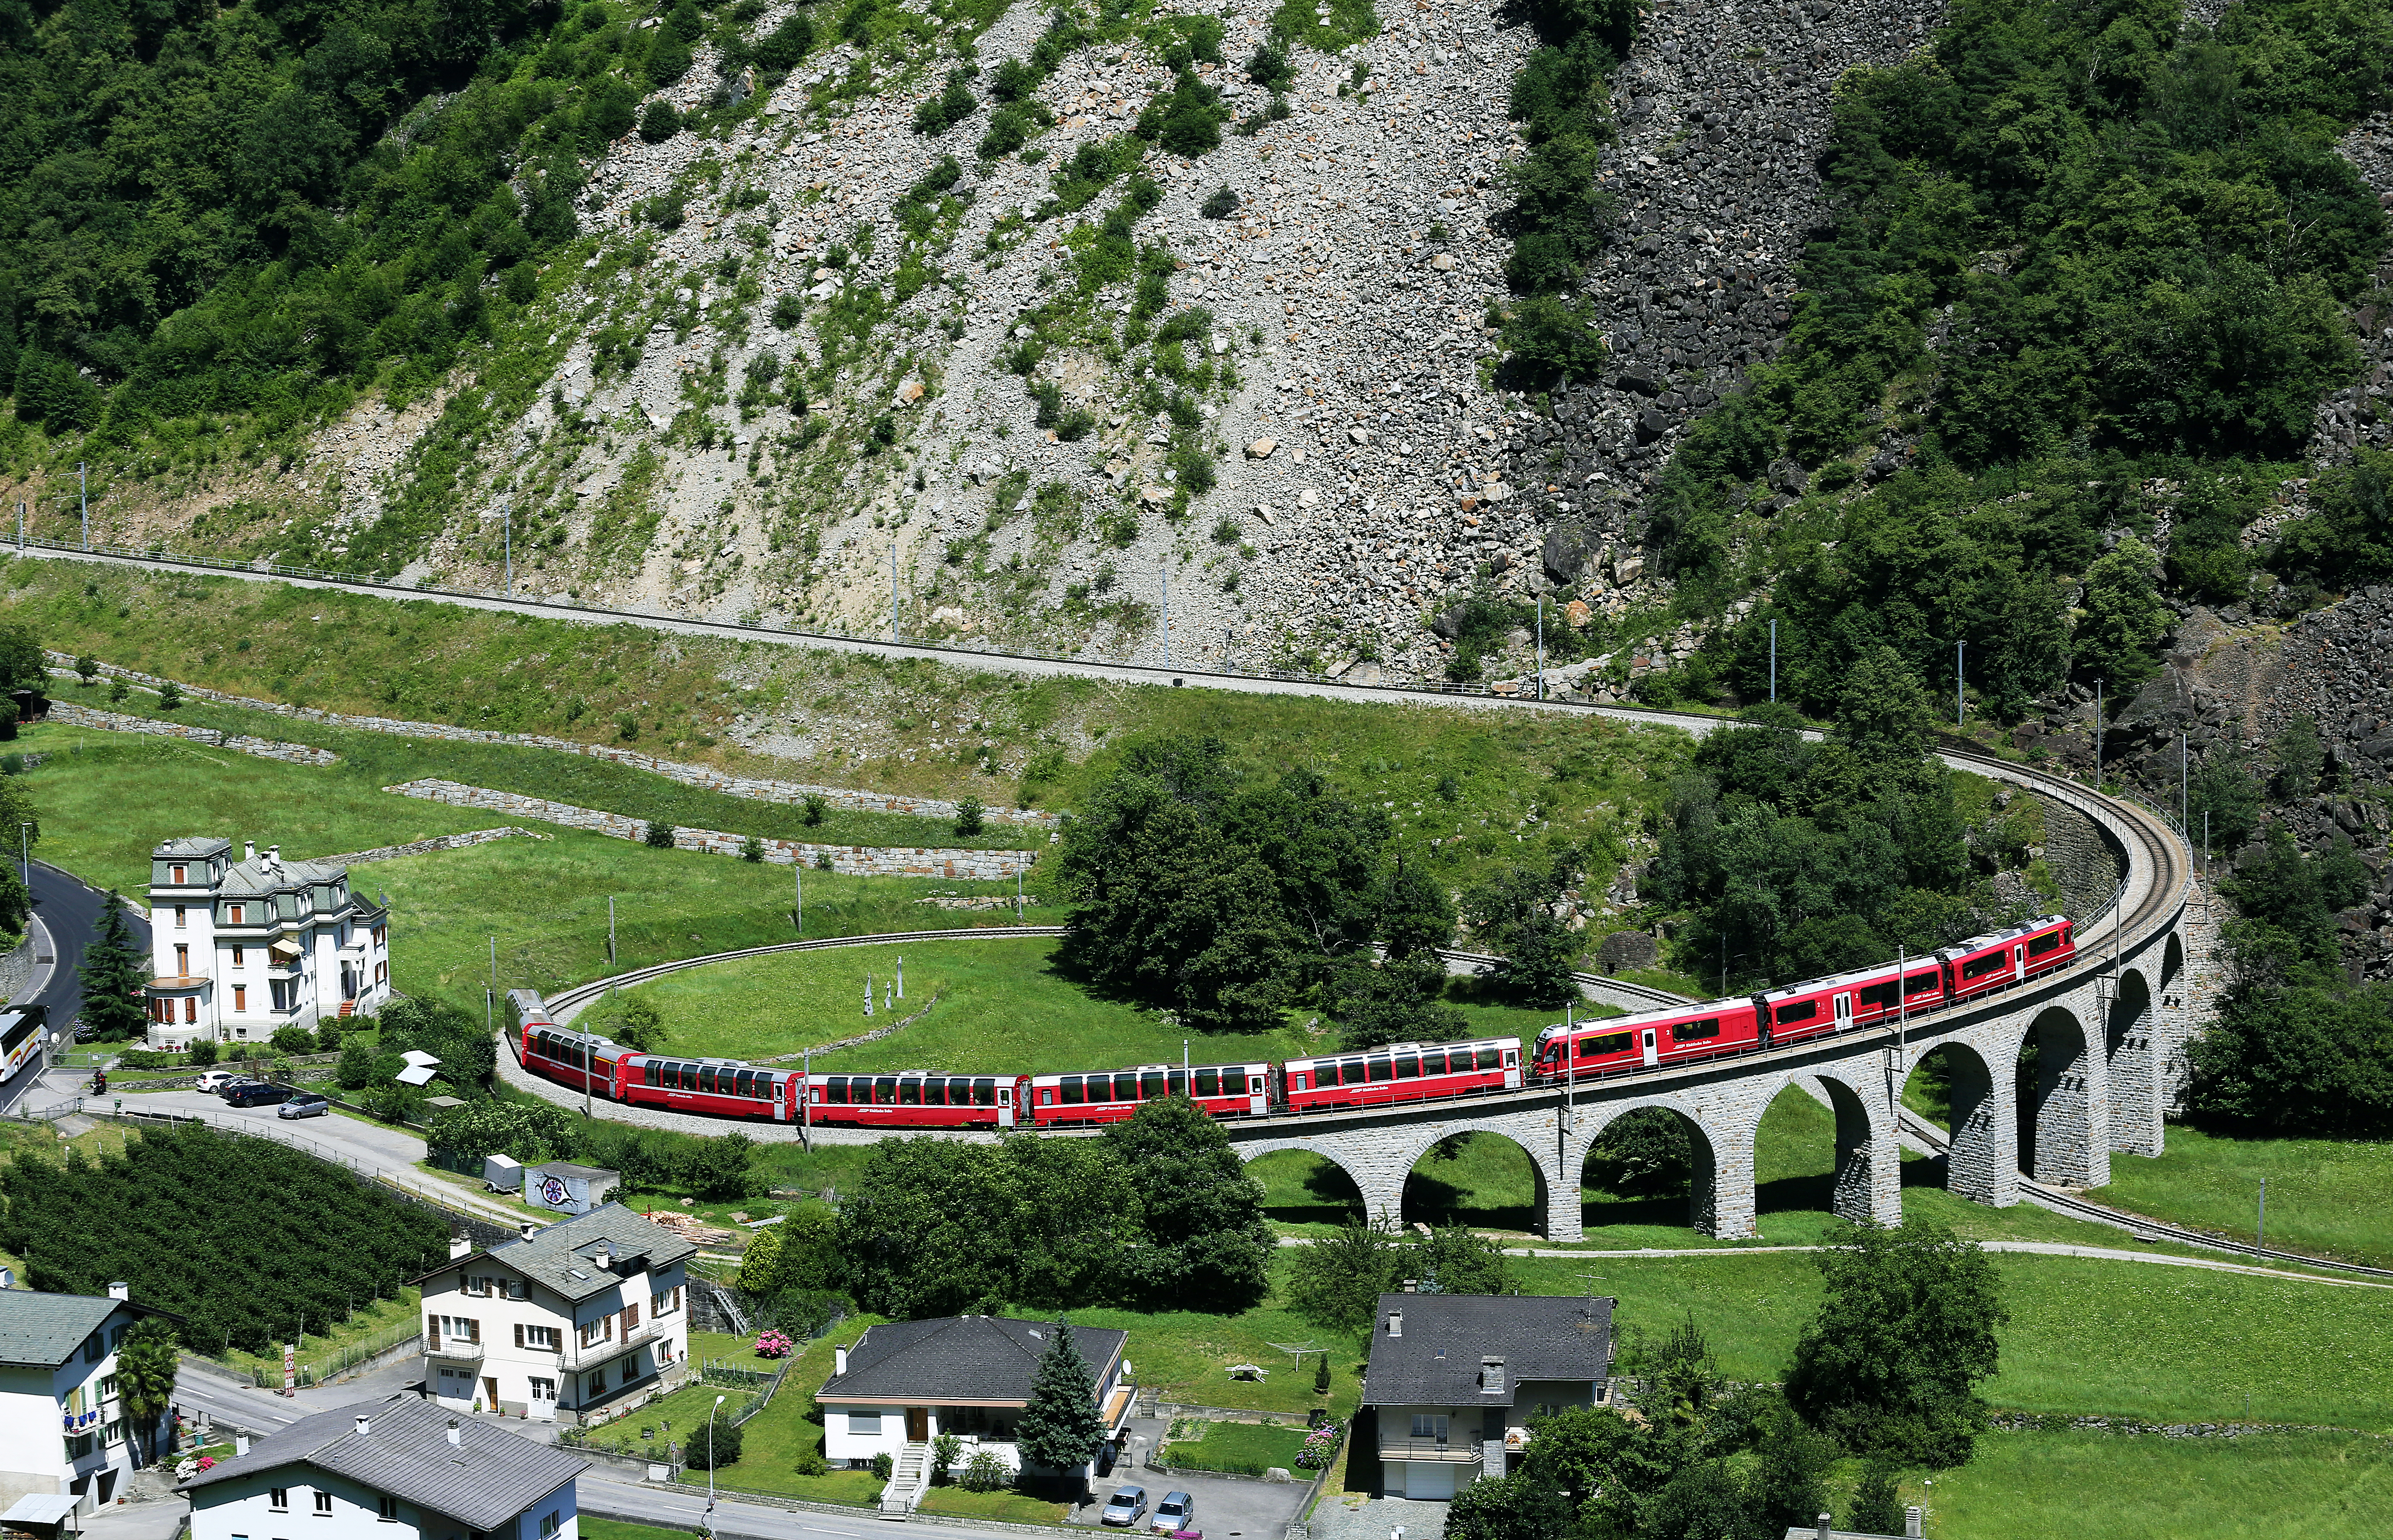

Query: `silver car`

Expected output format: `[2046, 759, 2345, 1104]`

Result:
[1150, 1493, 1195, 1534]
[276, 1092, 331, 1120]
[1100, 1487, 1147, 1528]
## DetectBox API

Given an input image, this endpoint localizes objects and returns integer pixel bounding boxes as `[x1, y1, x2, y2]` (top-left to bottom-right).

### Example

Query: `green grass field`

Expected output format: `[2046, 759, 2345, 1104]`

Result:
[1917, 1428, 2393, 1539]
[1161, 1419, 1317, 1476]
[2087, 1125, 2393, 1270]
[581, 1520, 698, 1540]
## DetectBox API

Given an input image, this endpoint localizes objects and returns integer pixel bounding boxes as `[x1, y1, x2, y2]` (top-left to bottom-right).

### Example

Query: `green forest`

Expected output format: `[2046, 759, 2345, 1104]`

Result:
[1642, 0, 2391, 716]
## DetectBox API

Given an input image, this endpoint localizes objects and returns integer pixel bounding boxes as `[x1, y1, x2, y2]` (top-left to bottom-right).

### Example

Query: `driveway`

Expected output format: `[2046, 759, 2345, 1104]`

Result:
[1071, 1467, 1313, 1538]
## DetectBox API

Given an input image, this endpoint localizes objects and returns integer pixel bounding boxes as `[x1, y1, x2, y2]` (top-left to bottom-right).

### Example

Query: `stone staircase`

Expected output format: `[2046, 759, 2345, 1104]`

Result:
[877, 1442, 931, 1518]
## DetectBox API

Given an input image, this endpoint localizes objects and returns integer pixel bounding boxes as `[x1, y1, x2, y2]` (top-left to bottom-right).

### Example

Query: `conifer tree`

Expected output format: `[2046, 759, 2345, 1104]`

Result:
[1016, 1319, 1104, 1482]
[79, 892, 150, 1041]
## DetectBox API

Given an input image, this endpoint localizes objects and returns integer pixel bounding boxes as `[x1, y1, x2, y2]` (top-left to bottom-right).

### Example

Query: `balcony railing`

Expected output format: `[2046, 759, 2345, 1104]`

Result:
[560, 1316, 657, 1371]
[425, 1338, 486, 1363]
[1376, 1436, 1487, 1462]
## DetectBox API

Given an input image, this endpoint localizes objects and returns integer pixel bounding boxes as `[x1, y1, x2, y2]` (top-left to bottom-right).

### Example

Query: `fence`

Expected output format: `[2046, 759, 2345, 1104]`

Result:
[221, 1318, 424, 1390]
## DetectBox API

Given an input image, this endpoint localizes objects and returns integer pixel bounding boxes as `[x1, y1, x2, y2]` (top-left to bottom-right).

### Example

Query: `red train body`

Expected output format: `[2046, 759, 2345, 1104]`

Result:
[509, 917, 2078, 1126]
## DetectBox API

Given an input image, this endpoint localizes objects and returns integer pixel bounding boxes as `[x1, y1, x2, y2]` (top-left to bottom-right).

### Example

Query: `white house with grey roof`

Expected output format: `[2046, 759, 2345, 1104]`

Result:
[409, 1206, 695, 1425]
[0, 1286, 175, 1517]
[145, 837, 392, 1047]
[815, 1316, 1134, 1483]
[1359, 1292, 1614, 1500]
[179, 1396, 585, 1540]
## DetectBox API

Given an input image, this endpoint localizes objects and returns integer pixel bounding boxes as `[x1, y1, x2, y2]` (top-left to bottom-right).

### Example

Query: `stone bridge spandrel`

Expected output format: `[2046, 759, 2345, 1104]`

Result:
[1223, 758, 2194, 1242]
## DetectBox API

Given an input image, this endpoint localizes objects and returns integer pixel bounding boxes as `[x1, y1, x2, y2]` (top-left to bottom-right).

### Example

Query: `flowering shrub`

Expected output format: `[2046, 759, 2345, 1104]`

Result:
[196, 1456, 216, 1471]
[755, 1329, 796, 1359]
[1293, 1423, 1340, 1470]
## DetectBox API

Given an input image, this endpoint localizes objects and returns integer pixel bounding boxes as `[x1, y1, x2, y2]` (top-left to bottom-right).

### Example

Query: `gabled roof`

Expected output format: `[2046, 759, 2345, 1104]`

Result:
[818, 1316, 1127, 1403]
[413, 1203, 695, 1305]
[215, 854, 350, 899]
[179, 1397, 585, 1529]
[0, 1292, 119, 1369]
[152, 838, 232, 861]
[1360, 1293, 1613, 1409]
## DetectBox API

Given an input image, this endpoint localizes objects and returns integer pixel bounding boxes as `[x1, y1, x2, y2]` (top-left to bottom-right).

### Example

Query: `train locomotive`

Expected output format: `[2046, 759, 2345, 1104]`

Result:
[509, 916, 2075, 1128]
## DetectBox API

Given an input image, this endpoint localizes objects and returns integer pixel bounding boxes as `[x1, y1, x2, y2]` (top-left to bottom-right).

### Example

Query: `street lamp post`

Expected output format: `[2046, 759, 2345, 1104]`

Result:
[705, 1394, 728, 1534]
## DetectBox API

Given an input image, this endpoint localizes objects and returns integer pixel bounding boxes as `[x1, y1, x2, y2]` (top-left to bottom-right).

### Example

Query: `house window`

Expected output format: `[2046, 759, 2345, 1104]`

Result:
[586, 1371, 606, 1397]
[464, 1276, 489, 1297]
[314, 1493, 333, 1516]
[271, 979, 292, 1011]
[174, 944, 189, 973]
[529, 1378, 556, 1405]
[377, 1496, 398, 1523]
[82, 1333, 103, 1363]
[171, 866, 187, 885]
[522, 1325, 559, 1351]
[623, 1302, 640, 1331]
[579, 1319, 607, 1348]
[100, 1376, 120, 1400]
[1409, 1415, 1449, 1442]
[184, 997, 197, 1025]
[270, 1491, 290, 1513]
[174, 905, 187, 928]
[233, 987, 246, 1012]
[850, 1412, 882, 1436]
[540, 1515, 560, 1540]
[230, 905, 246, 924]
[103, 1420, 123, 1446]
[232, 946, 245, 967]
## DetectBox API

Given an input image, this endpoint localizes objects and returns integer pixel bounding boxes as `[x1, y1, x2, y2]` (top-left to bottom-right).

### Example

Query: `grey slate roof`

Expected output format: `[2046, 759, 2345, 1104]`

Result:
[818, 1316, 1128, 1403]
[215, 853, 350, 899]
[0, 1292, 118, 1368]
[152, 838, 232, 860]
[179, 1397, 585, 1530]
[1359, 1294, 1613, 1409]
[414, 1203, 697, 1305]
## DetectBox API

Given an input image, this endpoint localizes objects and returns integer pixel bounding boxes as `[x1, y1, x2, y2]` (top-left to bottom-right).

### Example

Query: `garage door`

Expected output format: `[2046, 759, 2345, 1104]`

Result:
[1406, 1463, 1457, 1501]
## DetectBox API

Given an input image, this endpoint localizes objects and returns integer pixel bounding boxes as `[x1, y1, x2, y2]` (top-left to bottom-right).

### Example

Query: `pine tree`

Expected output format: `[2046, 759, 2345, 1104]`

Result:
[80, 892, 150, 1041]
[1016, 1319, 1105, 1482]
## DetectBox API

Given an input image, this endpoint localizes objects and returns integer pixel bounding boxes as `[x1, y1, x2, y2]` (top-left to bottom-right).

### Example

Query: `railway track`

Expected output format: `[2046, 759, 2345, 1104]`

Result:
[1893, 1107, 2393, 1280]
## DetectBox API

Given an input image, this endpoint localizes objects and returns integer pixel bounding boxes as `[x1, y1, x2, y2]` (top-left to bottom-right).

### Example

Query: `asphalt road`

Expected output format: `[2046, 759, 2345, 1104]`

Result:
[0, 857, 148, 1115]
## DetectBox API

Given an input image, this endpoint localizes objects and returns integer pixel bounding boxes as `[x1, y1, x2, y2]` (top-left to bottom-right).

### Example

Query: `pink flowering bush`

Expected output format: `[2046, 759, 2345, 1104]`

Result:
[755, 1329, 796, 1359]
[1293, 1425, 1340, 1470]
[196, 1456, 216, 1471]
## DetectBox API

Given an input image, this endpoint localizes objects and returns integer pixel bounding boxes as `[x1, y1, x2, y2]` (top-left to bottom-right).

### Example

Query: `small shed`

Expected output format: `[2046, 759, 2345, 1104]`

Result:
[524, 1161, 620, 1216]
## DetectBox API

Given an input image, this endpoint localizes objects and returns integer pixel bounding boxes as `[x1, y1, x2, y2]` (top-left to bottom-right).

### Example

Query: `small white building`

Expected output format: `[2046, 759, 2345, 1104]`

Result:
[816, 1315, 1134, 1476]
[411, 1206, 695, 1424]
[0, 1285, 174, 1516]
[145, 838, 392, 1047]
[178, 1397, 586, 1540]
[1360, 1293, 1614, 1501]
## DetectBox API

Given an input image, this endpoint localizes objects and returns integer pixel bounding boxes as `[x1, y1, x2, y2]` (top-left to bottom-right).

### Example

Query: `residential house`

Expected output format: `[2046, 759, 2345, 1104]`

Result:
[1784, 1513, 1924, 1540]
[816, 1315, 1134, 1480]
[0, 1285, 177, 1515]
[408, 1206, 695, 1424]
[145, 838, 393, 1047]
[179, 1397, 586, 1540]
[1359, 1292, 1614, 1500]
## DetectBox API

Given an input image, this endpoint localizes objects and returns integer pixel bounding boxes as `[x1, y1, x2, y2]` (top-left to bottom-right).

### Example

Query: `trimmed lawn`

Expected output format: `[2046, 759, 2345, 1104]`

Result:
[700, 1314, 893, 1505]
[915, 1489, 1071, 1524]
[1917, 1428, 2393, 1539]
[1066, 1287, 1364, 1419]
[221, 1288, 422, 1387]
[581, 1523, 698, 1540]
[616, 937, 1314, 1070]
[2087, 1124, 2393, 1270]
[1161, 1420, 1314, 1475]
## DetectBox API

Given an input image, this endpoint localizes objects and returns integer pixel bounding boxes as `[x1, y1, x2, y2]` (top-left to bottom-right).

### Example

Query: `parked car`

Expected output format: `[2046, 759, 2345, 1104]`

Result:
[276, 1091, 331, 1120]
[1150, 1493, 1195, 1534]
[193, 1070, 241, 1093]
[225, 1081, 295, 1108]
[1100, 1487, 1148, 1528]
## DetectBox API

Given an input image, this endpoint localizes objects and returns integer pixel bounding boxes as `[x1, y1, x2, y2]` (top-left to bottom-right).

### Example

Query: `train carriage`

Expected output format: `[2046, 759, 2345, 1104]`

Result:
[1533, 1002, 1764, 1080]
[1941, 914, 2075, 1003]
[1029, 1061, 1272, 1125]
[634, 1055, 800, 1123]
[520, 1023, 636, 1103]
[807, 1071, 1025, 1128]
[1275, 1039, 1520, 1113]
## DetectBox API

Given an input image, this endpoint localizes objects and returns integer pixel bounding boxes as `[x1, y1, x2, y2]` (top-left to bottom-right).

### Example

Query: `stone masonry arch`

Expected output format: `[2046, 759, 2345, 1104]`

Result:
[1231, 1137, 1392, 1227]
[1570, 1097, 1748, 1241]
[1388, 1126, 1553, 1238]
[1932, 1037, 2017, 1209]
[2106, 967, 2161, 1158]
[2018, 1003, 2110, 1189]
[1811, 1069, 1903, 1227]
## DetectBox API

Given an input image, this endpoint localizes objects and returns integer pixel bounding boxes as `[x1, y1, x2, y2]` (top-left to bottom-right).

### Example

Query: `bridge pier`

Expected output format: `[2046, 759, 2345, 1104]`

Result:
[1689, 1115, 1757, 1239]
[1942, 1042, 2019, 1209]
[2027, 1005, 2110, 1189]
[1824, 1073, 1902, 1228]
[2106, 967, 2162, 1159]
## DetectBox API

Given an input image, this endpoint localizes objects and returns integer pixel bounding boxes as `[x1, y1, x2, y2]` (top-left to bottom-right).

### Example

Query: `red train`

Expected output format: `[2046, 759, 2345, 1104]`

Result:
[505, 915, 2075, 1128]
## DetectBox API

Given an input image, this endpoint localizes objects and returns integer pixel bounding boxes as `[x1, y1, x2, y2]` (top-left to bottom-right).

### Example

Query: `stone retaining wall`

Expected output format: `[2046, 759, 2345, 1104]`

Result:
[323, 826, 551, 865]
[387, 780, 1037, 878]
[2032, 791, 2124, 921]
[46, 652, 1059, 827]
[45, 699, 340, 766]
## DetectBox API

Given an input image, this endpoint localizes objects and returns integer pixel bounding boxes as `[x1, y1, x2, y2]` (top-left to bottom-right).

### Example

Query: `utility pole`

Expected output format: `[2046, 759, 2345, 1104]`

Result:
[608, 897, 616, 965]
[1768, 619, 1776, 702]
[1535, 595, 1545, 701]
[890, 537, 899, 642]
[18, 822, 28, 894]
[2257, 1177, 2267, 1258]
[2181, 732, 2189, 833]
[1956, 639, 1965, 728]
[503, 499, 513, 596]
[15, 499, 22, 549]
[1162, 566, 1170, 669]
[795, 862, 803, 935]
[78, 463, 88, 549]
[2093, 679, 2104, 786]
[801, 1047, 811, 1150]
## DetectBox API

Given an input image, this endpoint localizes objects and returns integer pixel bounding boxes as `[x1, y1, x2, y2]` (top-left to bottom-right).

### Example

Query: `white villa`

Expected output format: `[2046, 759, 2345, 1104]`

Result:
[816, 1314, 1133, 1481]
[0, 1285, 174, 1519]
[145, 838, 392, 1046]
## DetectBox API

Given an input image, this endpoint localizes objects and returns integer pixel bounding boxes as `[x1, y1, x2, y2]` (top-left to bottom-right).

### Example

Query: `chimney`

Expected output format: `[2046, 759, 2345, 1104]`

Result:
[354, 1414, 371, 1437]
[1816, 1515, 1831, 1540]
[235, 1435, 249, 1457]
[520, 1222, 538, 1240]
[266, 845, 281, 870]
[1386, 1311, 1402, 1338]
[592, 1241, 612, 1272]
[245, 841, 257, 863]
[108, 1282, 129, 1302]
[449, 1233, 472, 1260]
[1401, 1278, 1418, 1293]
[834, 1346, 848, 1377]
[445, 1418, 461, 1447]
[1904, 1507, 1922, 1540]
[1479, 1356, 1505, 1396]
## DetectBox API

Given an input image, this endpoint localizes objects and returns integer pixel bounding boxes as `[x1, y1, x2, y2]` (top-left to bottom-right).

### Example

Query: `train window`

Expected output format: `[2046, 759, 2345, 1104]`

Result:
[681, 1064, 698, 1091]
[1338, 1059, 1363, 1086]
[826, 1077, 848, 1105]
[1671, 1018, 1722, 1042]
[695, 1066, 714, 1094]
[1140, 1072, 1167, 1100]
[1419, 1050, 1447, 1075]
[1959, 951, 2007, 980]
[875, 1076, 898, 1105]
[921, 1079, 944, 1106]
[1194, 1068, 1221, 1096]
[899, 1079, 922, 1106]
[1907, 971, 1941, 993]
[735, 1070, 754, 1096]
[1775, 1001, 1818, 1025]
[1114, 1073, 1139, 1101]
[1086, 1076, 1110, 1104]
[1167, 1069, 1188, 1096]
[1393, 1054, 1420, 1079]
[1366, 1058, 1393, 1082]
[998, 1086, 1011, 1105]
[1060, 1077, 1085, 1105]
[1477, 1046, 1502, 1071]
[644, 1062, 660, 1086]
[974, 1078, 997, 1107]
[2027, 932, 2061, 958]
[1040, 1088, 1054, 1105]
[1859, 982, 1898, 1010]
[1584, 1032, 1632, 1057]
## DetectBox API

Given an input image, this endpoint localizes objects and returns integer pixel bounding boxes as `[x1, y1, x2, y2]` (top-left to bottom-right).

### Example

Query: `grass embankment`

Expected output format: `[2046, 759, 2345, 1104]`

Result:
[1161, 1419, 1315, 1475]
[1918, 1428, 2393, 1539]
[17, 729, 1066, 1006]
[0, 560, 1690, 900]
[2087, 1126, 2393, 1270]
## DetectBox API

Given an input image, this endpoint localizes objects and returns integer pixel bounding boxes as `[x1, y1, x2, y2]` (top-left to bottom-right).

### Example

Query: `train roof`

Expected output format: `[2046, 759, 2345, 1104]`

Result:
[1941, 914, 2070, 957]
[1536, 998, 1743, 1041]
[1755, 959, 1906, 1002]
[1029, 1059, 1269, 1079]
[1287, 1036, 1516, 1064]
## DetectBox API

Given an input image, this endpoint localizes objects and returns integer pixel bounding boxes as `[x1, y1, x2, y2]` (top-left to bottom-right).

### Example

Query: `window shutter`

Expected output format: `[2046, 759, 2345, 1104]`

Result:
[468, 1319, 481, 1345]
[514, 1324, 525, 1349]
[428, 1318, 441, 1350]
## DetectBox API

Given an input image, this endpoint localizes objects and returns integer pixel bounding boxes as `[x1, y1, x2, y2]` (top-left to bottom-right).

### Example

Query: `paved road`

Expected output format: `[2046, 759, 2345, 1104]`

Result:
[0, 858, 150, 1116]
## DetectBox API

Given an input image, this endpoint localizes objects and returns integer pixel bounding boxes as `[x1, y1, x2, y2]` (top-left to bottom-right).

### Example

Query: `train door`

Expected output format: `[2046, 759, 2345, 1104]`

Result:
[999, 1084, 1016, 1128]
[1503, 1047, 1520, 1089]
[1640, 1029, 1658, 1067]
[773, 1074, 789, 1122]
[2012, 945, 2025, 982]
[1249, 1071, 1268, 1115]
[1833, 993, 1853, 1031]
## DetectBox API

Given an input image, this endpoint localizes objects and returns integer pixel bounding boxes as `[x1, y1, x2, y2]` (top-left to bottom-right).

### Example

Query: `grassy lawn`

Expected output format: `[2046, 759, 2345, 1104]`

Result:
[915, 1489, 1071, 1524]
[1916, 1428, 2393, 1539]
[1160, 1420, 1314, 1475]
[698, 1314, 893, 1505]
[581, 1522, 699, 1540]
[1066, 1287, 1364, 1418]
[615, 937, 1318, 1070]
[2086, 1124, 2393, 1270]
[220, 1288, 422, 1386]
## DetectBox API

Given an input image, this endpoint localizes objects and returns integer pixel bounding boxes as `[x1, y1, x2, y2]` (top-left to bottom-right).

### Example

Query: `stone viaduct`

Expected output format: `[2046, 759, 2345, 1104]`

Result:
[1218, 753, 2197, 1241]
